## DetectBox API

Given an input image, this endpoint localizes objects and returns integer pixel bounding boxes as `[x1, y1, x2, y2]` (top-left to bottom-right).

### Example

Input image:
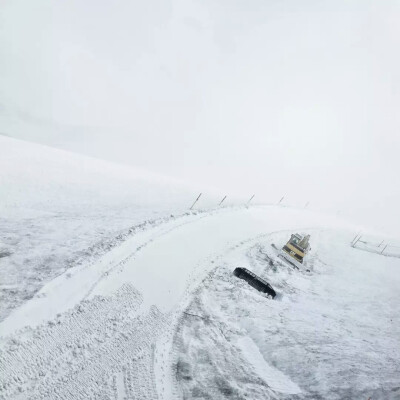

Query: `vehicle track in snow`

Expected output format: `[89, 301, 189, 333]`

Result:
[0, 208, 236, 400]
[1, 207, 353, 399]
[0, 284, 167, 400]
[154, 228, 301, 400]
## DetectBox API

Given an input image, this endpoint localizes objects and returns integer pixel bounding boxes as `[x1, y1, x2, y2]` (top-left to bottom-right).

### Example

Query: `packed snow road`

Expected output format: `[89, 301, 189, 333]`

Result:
[1, 206, 399, 399]
[0, 206, 336, 336]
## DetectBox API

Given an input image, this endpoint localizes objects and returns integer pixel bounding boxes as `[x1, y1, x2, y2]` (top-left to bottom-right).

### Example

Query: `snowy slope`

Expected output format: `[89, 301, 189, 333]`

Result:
[1, 136, 399, 399]
[0, 135, 222, 320]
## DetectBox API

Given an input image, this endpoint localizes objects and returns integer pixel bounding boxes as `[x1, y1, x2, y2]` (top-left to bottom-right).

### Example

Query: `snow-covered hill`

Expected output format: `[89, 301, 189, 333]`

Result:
[1, 136, 399, 399]
[0, 135, 222, 320]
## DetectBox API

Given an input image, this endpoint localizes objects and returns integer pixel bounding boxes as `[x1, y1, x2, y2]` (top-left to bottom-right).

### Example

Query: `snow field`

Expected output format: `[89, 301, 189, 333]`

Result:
[0, 283, 168, 399]
[353, 238, 400, 258]
[0, 135, 224, 321]
[0, 209, 220, 337]
[235, 336, 301, 395]
[2, 135, 399, 400]
[172, 229, 400, 399]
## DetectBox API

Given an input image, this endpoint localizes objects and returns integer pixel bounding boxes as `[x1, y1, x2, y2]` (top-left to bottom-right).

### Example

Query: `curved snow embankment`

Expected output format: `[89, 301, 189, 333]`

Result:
[0, 209, 210, 337]
[0, 135, 227, 322]
[1, 205, 343, 337]
[0, 205, 357, 399]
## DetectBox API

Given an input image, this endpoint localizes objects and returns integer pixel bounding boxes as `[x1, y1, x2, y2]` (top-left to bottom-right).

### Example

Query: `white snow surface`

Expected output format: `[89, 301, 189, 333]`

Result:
[0, 135, 223, 320]
[1, 136, 399, 399]
[235, 336, 301, 394]
[171, 229, 400, 399]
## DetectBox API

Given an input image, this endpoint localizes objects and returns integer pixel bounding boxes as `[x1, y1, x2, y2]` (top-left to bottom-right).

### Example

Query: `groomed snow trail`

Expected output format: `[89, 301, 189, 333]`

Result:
[0, 206, 356, 399]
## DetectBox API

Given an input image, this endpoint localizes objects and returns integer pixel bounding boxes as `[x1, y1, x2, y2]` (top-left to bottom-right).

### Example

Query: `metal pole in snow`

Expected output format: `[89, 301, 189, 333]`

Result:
[278, 196, 285, 205]
[190, 193, 202, 210]
[219, 195, 227, 206]
[353, 235, 362, 248]
[247, 194, 255, 205]
[351, 232, 361, 246]
[381, 244, 388, 255]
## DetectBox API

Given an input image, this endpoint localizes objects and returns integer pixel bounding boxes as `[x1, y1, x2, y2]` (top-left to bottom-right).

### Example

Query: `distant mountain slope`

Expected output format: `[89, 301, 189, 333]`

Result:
[0, 134, 209, 210]
[0, 135, 221, 320]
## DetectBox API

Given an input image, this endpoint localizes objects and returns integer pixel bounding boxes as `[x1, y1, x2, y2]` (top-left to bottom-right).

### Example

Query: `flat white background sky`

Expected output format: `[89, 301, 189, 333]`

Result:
[0, 0, 399, 237]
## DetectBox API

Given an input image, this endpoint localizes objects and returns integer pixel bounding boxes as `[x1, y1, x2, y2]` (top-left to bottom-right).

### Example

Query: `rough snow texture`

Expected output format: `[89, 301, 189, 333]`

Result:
[0, 284, 167, 399]
[2, 136, 399, 399]
[235, 336, 301, 395]
[1, 210, 399, 399]
[0, 135, 224, 321]
[173, 230, 400, 399]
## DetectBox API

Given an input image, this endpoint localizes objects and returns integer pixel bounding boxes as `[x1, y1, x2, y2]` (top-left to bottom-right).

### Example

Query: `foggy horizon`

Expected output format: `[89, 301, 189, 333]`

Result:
[1, 0, 399, 237]
[1, 3, 400, 398]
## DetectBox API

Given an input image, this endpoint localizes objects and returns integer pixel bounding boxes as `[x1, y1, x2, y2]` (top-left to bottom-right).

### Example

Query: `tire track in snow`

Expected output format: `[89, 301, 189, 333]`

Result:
[1, 208, 325, 399]
[1, 208, 250, 400]
[154, 229, 293, 400]
[0, 284, 167, 400]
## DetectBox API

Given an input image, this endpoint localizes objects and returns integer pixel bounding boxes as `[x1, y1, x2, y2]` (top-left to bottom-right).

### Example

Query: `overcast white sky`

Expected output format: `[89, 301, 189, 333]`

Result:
[0, 0, 399, 236]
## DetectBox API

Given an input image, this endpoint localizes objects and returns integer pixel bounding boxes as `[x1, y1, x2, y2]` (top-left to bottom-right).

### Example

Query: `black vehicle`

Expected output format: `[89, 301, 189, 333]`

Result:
[233, 267, 276, 298]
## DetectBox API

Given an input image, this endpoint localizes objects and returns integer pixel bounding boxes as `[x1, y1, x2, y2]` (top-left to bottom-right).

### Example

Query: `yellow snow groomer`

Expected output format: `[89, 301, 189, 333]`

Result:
[282, 233, 310, 264]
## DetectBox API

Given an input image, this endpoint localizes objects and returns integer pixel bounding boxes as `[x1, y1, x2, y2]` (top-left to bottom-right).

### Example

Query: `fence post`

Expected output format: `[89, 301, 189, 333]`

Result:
[353, 235, 362, 248]
[351, 232, 361, 247]
[381, 244, 388, 255]
[278, 196, 285, 205]
[190, 193, 202, 210]
[219, 195, 227, 206]
[247, 194, 255, 205]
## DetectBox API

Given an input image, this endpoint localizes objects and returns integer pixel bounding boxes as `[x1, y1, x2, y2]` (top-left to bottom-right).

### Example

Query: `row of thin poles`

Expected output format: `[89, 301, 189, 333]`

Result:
[351, 233, 389, 255]
[189, 193, 310, 210]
